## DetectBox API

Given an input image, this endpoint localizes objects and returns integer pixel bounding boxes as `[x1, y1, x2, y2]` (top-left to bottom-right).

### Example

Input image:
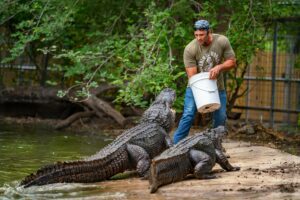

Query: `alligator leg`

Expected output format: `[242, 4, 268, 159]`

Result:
[126, 144, 151, 177]
[215, 149, 240, 171]
[222, 146, 231, 158]
[189, 149, 216, 179]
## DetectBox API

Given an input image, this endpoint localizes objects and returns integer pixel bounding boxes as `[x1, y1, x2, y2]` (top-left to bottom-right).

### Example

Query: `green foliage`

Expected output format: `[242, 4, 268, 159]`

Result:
[1, 0, 77, 63]
[113, 3, 186, 107]
[1, 0, 299, 111]
[50, 2, 188, 108]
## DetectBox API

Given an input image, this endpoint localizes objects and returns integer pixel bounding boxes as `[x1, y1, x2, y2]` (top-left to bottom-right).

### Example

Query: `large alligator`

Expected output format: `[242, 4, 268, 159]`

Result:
[149, 126, 240, 193]
[21, 88, 176, 188]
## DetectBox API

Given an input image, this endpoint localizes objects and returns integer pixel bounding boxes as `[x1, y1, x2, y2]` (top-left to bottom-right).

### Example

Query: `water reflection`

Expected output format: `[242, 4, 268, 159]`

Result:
[0, 122, 112, 199]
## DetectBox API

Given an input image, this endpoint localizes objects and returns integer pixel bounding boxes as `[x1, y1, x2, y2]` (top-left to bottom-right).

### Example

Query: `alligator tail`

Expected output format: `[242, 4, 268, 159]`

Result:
[149, 153, 192, 193]
[21, 147, 129, 188]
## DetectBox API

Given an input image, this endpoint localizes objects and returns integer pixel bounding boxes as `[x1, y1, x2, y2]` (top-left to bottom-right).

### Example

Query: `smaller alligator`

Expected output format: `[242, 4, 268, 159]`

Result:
[149, 126, 240, 193]
[21, 88, 176, 188]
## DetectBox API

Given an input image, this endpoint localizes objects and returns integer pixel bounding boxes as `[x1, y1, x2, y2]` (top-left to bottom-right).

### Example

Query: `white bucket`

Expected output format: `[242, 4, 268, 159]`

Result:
[189, 72, 221, 113]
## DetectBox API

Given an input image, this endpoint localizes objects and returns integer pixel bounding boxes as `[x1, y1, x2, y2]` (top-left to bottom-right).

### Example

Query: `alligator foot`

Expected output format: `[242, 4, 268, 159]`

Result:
[195, 173, 217, 179]
[212, 169, 225, 173]
[230, 166, 241, 171]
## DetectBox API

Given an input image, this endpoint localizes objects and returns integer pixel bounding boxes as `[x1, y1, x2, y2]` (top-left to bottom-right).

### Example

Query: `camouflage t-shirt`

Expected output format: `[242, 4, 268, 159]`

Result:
[184, 34, 235, 90]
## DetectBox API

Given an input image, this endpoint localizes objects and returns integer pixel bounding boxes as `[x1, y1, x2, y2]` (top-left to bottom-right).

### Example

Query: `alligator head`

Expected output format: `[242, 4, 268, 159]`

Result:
[204, 126, 227, 150]
[152, 88, 176, 107]
[140, 88, 176, 132]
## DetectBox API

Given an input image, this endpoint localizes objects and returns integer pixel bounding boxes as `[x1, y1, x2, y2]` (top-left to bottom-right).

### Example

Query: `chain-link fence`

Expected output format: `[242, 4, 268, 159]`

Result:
[233, 18, 300, 131]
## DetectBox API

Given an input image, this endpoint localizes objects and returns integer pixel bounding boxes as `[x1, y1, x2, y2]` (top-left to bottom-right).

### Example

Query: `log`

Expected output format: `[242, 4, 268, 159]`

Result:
[55, 111, 95, 130]
[0, 85, 126, 128]
[83, 95, 126, 127]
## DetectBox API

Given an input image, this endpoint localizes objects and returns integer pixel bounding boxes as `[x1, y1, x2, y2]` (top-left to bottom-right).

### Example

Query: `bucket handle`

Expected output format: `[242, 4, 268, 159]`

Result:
[191, 85, 218, 93]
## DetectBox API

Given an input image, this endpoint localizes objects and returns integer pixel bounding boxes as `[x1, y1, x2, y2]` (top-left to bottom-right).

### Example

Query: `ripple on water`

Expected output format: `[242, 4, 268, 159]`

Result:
[1, 181, 126, 199]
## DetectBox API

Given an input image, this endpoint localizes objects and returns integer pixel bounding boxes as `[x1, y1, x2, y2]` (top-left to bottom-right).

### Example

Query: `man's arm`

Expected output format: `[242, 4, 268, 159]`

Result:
[185, 66, 198, 79]
[209, 58, 236, 80]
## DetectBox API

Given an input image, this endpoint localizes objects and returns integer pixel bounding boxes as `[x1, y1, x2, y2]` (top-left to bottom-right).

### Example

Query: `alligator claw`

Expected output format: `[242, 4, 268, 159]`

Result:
[232, 166, 241, 171]
[196, 174, 217, 179]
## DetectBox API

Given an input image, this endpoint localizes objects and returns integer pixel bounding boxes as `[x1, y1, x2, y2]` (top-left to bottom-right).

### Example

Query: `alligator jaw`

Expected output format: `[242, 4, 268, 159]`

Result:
[149, 160, 159, 193]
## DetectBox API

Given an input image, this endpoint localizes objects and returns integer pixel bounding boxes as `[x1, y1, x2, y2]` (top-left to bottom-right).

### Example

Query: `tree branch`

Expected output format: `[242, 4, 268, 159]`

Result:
[55, 111, 95, 130]
[82, 95, 126, 127]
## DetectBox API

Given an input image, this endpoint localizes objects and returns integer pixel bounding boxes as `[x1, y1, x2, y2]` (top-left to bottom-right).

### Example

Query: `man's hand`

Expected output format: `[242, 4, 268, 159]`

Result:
[209, 65, 222, 79]
[209, 58, 236, 79]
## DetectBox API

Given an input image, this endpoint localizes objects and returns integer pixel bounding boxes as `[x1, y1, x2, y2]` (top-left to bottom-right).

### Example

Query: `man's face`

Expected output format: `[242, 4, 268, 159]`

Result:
[194, 30, 209, 45]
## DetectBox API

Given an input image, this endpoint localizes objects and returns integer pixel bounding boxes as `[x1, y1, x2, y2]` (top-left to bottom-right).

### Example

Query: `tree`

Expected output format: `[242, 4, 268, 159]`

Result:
[1, 0, 299, 118]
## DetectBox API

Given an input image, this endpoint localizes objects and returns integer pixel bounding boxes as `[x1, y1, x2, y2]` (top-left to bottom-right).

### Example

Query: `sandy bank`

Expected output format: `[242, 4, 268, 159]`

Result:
[94, 140, 300, 200]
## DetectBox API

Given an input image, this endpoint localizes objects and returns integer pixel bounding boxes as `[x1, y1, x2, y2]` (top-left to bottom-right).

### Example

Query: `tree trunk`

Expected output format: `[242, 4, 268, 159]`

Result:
[226, 62, 249, 114]
[40, 53, 49, 87]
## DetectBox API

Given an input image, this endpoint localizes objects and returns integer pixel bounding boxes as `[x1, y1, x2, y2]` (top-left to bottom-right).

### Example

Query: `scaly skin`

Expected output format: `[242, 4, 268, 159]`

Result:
[149, 126, 240, 193]
[21, 88, 176, 188]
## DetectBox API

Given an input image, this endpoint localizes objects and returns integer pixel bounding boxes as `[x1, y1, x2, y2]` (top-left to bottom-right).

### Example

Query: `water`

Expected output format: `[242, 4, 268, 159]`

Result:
[0, 122, 114, 199]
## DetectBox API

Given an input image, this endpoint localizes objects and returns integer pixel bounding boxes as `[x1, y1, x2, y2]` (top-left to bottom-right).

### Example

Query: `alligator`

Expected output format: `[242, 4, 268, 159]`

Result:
[149, 126, 240, 193]
[20, 88, 176, 188]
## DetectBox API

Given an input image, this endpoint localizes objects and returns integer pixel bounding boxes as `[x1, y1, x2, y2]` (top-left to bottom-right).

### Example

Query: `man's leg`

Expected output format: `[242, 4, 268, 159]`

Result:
[212, 90, 227, 128]
[173, 87, 197, 144]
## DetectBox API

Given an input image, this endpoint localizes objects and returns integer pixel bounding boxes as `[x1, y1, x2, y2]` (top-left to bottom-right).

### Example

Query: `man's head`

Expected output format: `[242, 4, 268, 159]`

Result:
[193, 20, 211, 45]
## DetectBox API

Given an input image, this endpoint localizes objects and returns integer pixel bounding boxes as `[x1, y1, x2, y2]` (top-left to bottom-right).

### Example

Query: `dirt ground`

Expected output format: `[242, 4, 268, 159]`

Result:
[92, 140, 300, 200]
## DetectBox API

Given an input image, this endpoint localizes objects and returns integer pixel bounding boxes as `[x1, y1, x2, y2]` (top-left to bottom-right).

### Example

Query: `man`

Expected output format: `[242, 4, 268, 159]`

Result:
[173, 20, 236, 144]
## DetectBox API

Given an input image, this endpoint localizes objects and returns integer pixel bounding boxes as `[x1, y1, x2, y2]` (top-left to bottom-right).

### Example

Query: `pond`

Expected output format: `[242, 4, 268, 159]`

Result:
[0, 122, 116, 199]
